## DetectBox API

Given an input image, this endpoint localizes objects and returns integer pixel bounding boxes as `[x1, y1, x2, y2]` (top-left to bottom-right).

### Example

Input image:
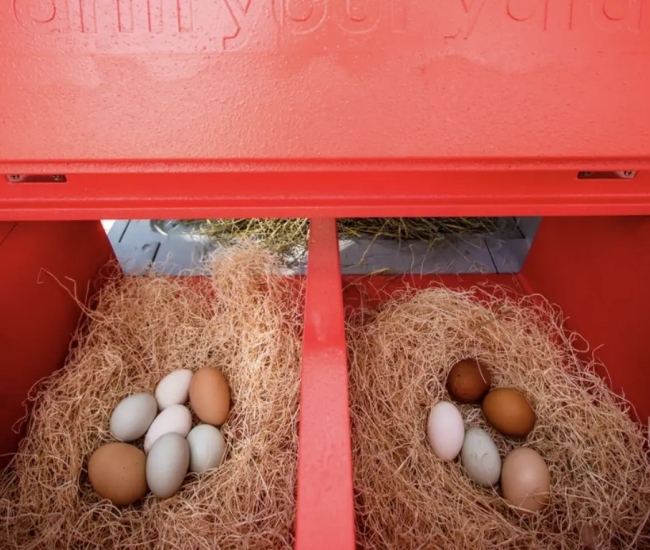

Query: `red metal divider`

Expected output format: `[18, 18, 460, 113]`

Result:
[295, 218, 356, 550]
[519, 216, 650, 424]
[0, 221, 115, 469]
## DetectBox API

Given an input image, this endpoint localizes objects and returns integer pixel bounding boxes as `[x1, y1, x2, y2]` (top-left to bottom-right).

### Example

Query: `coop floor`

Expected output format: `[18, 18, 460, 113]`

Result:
[102, 218, 541, 275]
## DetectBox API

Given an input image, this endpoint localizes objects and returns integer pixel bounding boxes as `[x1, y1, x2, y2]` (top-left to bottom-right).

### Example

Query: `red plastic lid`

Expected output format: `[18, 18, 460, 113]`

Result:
[1, 0, 650, 171]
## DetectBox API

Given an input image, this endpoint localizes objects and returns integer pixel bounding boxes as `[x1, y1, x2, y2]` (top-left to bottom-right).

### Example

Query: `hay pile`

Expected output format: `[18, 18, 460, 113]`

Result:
[0, 246, 303, 549]
[347, 285, 650, 549]
[172, 218, 500, 257]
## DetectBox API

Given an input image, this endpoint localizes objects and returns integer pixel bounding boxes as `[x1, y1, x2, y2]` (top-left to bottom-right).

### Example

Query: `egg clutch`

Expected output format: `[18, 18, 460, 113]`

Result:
[427, 359, 551, 514]
[88, 367, 231, 506]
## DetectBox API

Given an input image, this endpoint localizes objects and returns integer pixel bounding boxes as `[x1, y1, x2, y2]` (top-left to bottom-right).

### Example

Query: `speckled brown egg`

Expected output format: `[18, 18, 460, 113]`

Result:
[482, 388, 536, 437]
[501, 447, 550, 514]
[88, 442, 147, 506]
[446, 359, 492, 404]
[189, 367, 231, 426]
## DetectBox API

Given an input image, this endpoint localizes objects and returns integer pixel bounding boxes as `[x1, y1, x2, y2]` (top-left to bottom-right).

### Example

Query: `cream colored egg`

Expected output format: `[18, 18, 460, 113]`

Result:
[427, 401, 465, 461]
[144, 404, 192, 453]
[155, 369, 193, 410]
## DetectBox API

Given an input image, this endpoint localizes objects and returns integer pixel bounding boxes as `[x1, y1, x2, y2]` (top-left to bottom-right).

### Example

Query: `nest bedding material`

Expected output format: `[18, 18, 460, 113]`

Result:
[0, 246, 303, 550]
[347, 284, 650, 550]
[2, 242, 649, 549]
[169, 217, 502, 257]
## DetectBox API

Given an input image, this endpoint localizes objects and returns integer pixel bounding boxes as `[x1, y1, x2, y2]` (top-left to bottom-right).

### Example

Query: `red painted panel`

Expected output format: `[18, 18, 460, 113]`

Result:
[0, 223, 17, 245]
[1, 1, 650, 170]
[0, 221, 115, 469]
[520, 217, 650, 424]
[3, 171, 650, 220]
[296, 218, 355, 550]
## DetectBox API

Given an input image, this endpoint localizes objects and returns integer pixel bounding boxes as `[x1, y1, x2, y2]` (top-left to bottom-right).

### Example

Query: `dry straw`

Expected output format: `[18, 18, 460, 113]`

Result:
[0, 245, 303, 549]
[347, 284, 650, 549]
[3, 241, 649, 549]
[178, 218, 499, 257]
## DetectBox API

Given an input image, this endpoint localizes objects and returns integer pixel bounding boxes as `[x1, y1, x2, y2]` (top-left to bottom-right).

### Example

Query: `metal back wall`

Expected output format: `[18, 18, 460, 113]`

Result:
[2, 2, 650, 208]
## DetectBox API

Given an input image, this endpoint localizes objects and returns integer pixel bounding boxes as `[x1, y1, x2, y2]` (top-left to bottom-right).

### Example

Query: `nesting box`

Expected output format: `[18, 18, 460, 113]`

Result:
[1, 1, 650, 548]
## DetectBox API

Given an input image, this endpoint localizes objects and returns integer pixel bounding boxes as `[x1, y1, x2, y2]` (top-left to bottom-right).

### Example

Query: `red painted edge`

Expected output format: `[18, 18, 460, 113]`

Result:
[3, 171, 650, 220]
[1, 159, 648, 174]
[295, 218, 356, 550]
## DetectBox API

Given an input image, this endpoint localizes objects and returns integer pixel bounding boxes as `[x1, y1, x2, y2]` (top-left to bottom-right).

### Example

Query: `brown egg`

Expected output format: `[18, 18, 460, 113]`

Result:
[189, 367, 231, 426]
[446, 359, 492, 404]
[88, 442, 147, 506]
[482, 388, 536, 437]
[501, 447, 550, 514]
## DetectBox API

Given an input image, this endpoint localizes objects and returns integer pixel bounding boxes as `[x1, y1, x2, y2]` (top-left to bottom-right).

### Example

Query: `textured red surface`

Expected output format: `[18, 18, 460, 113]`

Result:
[296, 218, 355, 550]
[0, 221, 114, 470]
[520, 216, 650, 424]
[2, 0, 650, 171]
[4, 171, 650, 220]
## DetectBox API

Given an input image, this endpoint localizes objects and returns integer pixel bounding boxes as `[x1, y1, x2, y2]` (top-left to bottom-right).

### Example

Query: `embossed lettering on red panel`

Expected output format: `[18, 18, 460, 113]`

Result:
[273, 0, 328, 35]
[443, 0, 486, 40]
[13, 0, 70, 33]
[591, 0, 643, 31]
[33, 0, 196, 35]
[335, 0, 382, 34]
[223, 0, 272, 50]
[9, 0, 650, 49]
[78, 0, 97, 33]
[507, 0, 549, 30]
[116, 0, 133, 33]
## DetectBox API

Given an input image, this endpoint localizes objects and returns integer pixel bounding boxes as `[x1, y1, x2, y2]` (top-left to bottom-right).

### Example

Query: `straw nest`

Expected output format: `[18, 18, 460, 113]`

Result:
[0, 246, 303, 550]
[174, 218, 500, 258]
[347, 284, 650, 549]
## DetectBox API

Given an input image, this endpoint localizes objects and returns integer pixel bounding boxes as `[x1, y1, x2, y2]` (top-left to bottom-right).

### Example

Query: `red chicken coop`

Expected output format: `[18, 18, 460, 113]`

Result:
[1, 1, 650, 548]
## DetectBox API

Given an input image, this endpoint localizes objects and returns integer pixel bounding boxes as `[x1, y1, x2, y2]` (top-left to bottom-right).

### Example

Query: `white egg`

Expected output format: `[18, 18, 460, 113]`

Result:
[110, 393, 157, 442]
[426, 401, 465, 461]
[155, 369, 193, 410]
[461, 427, 502, 487]
[187, 424, 226, 474]
[146, 432, 190, 498]
[144, 404, 192, 453]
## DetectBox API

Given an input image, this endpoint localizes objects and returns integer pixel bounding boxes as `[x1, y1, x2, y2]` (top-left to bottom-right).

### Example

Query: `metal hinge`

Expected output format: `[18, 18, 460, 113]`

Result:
[6, 174, 67, 183]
